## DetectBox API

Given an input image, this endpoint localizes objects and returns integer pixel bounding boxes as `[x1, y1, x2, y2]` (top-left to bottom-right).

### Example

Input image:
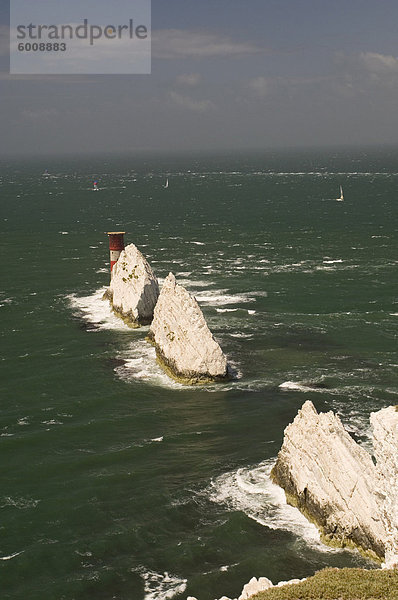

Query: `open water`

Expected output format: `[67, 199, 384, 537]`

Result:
[1, 148, 397, 599]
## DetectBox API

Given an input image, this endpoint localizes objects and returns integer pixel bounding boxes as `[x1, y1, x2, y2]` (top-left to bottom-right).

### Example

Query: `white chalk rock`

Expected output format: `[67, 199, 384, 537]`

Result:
[371, 406, 398, 568]
[186, 574, 307, 600]
[149, 273, 228, 383]
[105, 243, 159, 326]
[238, 576, 273, 600]
[276, 577, 306, 587]
[272, 400, 386, 559]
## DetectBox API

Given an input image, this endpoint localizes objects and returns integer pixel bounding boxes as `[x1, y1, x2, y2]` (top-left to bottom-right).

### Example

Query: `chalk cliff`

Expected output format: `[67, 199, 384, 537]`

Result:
[148, 273, 228, 383]
[271, 400, 387, 560]
[371, 406, 398, 568]
[104, 243, 159, 326]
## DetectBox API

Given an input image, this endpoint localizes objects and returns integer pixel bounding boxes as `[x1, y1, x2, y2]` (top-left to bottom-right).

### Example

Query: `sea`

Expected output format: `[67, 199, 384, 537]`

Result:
[1, 147, 397, 600]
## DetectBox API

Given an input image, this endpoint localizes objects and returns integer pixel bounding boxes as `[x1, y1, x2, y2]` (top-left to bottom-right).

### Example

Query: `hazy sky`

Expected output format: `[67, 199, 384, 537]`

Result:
[2, 0, 398, 155]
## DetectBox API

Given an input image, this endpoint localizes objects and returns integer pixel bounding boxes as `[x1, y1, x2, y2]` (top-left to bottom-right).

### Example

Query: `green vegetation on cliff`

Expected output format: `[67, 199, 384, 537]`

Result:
[253, 568, 398, 600]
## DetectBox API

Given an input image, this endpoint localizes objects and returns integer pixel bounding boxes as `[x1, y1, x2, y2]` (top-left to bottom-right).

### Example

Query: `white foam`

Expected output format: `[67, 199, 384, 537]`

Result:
[0, 551, 23, 561]
[221, 561, 242, 574]
[229, 333, 253, 339]
[0, 297, 13, 307]
[180, 279, 213, 289]
[209, 460, 340, 553]
[279, 381, 314, 392]
[278, 381, 330, 393]
[115, 340, 187, 389]
[137, 568, 187, 600]
[195, 289, 255, 307]
[1, 496, 40, 509]
[251, 291, 268, 297]
[75, 550, 93, 557]
[67, 288, 130, 331]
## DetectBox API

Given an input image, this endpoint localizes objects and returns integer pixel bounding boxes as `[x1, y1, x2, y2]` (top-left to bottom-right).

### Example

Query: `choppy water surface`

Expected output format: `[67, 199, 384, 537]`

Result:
[1, 149, 397, 599]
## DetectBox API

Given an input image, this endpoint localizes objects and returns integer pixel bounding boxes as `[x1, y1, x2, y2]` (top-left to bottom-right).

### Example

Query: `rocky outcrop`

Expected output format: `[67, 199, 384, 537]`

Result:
[186, 405, 397, 600]
[237, 576, 274, 599]
[148, 273, 228, 383]
[371, 407, 398, 568]
[271, 400, 387, 560]
[186, 575, 306, 600]
[104, 243, 159, 326]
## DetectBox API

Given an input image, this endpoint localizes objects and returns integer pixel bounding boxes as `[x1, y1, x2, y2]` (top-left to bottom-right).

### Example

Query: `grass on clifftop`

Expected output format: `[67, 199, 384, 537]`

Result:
[253, 568, 398, 600]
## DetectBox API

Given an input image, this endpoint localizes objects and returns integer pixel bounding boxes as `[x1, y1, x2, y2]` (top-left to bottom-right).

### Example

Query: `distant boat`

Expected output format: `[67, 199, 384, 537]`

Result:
[93, 181, 99, 191]
[42, 169, 49, 177]
[336, 185, 344, 201]
[163, 178, 169, 189]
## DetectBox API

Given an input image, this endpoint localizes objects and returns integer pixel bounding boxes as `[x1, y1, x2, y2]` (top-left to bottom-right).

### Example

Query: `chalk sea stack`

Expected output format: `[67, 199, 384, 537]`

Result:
[103, 243, 159, 327]
[148, 272, 228, 384]
[271, 400, 387, 560]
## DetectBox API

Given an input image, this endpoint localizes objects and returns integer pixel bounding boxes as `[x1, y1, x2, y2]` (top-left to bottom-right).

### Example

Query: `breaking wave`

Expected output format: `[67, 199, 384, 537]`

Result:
[135, 567, 187, 600]
[208, 459, 342, 554]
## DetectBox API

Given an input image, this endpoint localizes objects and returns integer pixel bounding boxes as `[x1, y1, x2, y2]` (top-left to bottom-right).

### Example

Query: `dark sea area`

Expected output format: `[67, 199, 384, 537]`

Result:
[1, 148, 397, 599]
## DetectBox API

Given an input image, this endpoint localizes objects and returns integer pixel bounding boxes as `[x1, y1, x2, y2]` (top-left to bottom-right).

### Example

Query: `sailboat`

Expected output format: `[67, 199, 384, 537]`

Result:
[336, 185, 344, 202]
[163, 177, 169, 189]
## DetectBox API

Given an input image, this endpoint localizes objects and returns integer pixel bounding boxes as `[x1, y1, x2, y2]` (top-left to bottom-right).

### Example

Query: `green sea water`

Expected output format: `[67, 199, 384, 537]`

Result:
[1, 148, 397, 600]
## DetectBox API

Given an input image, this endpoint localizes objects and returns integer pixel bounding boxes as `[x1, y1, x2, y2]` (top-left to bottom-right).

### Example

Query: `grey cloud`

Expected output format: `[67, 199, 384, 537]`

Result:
[248, 76, 270, 98]
[21, 107, 60, 121]
[153, 29, 264, 59]
[176, 73, 201, 87]
[335, 51, 398, 88]
[168, 90, 215, 112]
[358, 52, 398, 73]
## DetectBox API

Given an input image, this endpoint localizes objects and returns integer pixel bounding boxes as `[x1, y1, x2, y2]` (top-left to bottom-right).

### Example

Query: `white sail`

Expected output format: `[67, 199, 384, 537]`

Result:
[163, 178, 169, 189]
[336, 185, 344, 201]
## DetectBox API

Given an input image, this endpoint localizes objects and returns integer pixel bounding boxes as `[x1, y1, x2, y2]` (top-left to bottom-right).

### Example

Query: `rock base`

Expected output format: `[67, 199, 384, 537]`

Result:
[103, 288, 150, 328]
[147, 332, 229, 385]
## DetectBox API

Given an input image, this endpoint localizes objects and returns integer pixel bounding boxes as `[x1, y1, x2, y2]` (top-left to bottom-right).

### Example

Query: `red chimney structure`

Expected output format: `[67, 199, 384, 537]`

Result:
[107, 232, 125, 272]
